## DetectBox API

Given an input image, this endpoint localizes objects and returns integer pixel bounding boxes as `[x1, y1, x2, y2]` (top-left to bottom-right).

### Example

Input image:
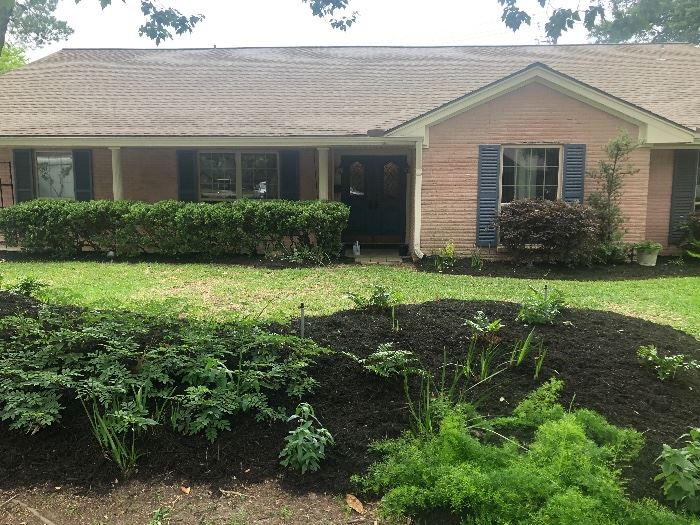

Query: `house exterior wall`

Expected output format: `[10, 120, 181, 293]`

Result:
[0, 148, 13, 207]
[420, 82, 652, 255]
[645, 150, 675, 250]
[299, 148, 318, 200]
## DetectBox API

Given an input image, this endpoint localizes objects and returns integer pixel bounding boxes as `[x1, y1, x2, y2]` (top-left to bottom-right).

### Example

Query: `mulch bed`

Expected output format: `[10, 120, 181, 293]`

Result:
[416, 255, 700, 280]
[1, 296, 698, 503]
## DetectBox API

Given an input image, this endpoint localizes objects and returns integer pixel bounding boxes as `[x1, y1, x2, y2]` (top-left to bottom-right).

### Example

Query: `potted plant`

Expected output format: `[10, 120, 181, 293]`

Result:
[634, 240, 662, 267]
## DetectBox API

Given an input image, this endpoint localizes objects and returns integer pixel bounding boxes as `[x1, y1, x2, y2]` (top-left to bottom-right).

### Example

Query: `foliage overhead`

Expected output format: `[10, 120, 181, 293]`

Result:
[497, 0, 700, 44]
[0, 41, 24, 73]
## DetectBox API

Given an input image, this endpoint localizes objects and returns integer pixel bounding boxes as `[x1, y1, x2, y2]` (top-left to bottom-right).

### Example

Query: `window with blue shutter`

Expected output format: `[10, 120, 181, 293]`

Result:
[279, 150, 300, 200]
[563, 144, 586, 203]
[476, 145, 501, 247]
[73, 150, 93, 201]
[13, 150, 35, 203]
[177, 150, 198, 202]
[669, 149, 699, 244]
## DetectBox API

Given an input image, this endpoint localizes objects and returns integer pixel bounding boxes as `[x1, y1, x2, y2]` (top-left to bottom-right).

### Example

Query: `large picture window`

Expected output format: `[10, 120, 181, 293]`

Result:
[36, 152, 75, 199]
[501, 147, 561, 203]
[199, 152, 236, 201]
[242, 153, 279, 199]
[197, 152, 279, 201]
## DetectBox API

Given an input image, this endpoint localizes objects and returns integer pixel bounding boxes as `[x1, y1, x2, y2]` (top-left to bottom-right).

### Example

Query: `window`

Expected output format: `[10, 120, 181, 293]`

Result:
[199, 152, 236, 201]
[36, 152, 74, 199]
[501, 147, 561, 203]
[242, 153, 279, 199]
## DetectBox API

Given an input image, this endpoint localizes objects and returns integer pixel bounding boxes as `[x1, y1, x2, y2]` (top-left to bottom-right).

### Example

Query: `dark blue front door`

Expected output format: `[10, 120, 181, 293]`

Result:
[340, 155, 407, 244]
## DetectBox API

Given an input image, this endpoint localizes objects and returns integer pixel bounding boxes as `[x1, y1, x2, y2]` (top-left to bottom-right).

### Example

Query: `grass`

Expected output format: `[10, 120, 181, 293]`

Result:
[0, 260, 698, 338]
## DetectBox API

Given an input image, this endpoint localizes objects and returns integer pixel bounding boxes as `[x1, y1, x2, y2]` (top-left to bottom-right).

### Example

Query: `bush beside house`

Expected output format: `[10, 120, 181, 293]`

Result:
[0, 199, 350, 259]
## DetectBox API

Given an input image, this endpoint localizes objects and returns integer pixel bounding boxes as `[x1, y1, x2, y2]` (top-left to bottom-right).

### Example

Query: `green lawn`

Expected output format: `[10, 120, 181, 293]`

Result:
[1, 260, 698, 338]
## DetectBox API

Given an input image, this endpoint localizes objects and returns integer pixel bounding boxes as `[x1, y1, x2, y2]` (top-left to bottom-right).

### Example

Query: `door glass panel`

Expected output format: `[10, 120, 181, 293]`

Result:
[349, 161, 365, 196]
[383, 161, 400, 199]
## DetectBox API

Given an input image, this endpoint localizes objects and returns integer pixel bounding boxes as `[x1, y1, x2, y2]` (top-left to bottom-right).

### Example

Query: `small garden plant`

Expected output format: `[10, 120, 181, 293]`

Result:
[433, 241, 456, 272]
[465, 310, 503, 342]
[637, 345, 700, 381]
[656, 427, 700, 514]
[347, 284, 403, 316]
[279, 402, 334, 474]
[357, 343, 421, 378]
[517, 285, 564, 325]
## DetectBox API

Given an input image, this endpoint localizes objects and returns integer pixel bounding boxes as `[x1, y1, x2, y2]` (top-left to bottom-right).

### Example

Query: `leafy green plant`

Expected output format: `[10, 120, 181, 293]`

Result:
[534, 346, 548, 379]
[517, 285, 564, 325]
[656, 428, 700, 514]
[509, 327, 535, 366]
[148, 506, 172, 525]
[637, 345, 700, 381]
[279, 403, 334, 474]
[464, 310, 503, 341]
[470, 247, 484, 270]
[356, 343, 421, 378]
[634, 240, 663, 253]
[680, 212, 700, 259]
[346, 284, 402, 313]
[433, 241, 456, 272]
[0, 275, 47, 297]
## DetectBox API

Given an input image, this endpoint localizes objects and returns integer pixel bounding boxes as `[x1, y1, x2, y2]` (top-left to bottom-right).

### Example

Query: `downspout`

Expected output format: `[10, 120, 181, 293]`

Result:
[412, 139, 424, 259]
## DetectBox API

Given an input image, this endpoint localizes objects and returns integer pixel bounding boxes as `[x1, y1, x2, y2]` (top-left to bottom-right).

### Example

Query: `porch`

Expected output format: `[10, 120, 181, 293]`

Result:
[0, 138, 425, 254]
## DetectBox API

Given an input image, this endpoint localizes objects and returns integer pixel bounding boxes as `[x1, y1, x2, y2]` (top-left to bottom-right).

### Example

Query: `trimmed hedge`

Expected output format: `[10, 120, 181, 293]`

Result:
[0, 199, 350, 259]
[496, 199, 599, 265]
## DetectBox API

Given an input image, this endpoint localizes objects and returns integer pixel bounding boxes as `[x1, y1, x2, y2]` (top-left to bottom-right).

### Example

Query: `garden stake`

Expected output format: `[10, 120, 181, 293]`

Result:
[300, 303, 305, 338]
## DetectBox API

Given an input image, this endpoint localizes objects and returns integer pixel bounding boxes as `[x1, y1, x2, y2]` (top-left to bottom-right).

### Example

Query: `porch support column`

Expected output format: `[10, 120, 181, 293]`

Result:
[109, 147, 124, 201]
[413, 140, 424, 259]
[317, 147, 330, 200]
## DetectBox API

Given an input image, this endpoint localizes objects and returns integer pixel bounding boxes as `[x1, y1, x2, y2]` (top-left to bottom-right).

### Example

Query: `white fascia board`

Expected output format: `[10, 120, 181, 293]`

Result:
[387, 65, 696, 146]
[0, 136, 423, 148]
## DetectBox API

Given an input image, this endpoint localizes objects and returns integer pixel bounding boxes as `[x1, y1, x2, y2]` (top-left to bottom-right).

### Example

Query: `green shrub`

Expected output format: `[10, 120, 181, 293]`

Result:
[0, 199, 350, 260]
[680, 212, 700, 258]
[496, 199, 599, 265]
[517, 285, 565, 325]
[637, 345, 700, 381]
[279, 402, 334, 474]
[656, 428, 700, 514]
[356, 381, 691, 524]
[433, 241, 456, 272]
[346, 284, 403, 313]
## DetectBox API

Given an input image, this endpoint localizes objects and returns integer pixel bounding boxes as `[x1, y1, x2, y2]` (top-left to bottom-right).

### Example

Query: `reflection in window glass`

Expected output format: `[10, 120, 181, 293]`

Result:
[199, 152, 236, 201]
[349, 161, 365, 196]
[383, 161, 400, 198]
[242, 153, 278, 199]
[36, 152, 74, 199]
[501, 147, 560, 203]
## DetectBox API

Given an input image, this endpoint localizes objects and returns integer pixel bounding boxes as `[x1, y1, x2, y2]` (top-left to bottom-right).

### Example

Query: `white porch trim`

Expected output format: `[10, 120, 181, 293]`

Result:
[108, 147, 124, 201]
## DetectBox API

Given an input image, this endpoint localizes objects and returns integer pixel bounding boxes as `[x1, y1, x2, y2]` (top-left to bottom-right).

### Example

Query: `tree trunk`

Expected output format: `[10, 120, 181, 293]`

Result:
[0, 0, 16, 56]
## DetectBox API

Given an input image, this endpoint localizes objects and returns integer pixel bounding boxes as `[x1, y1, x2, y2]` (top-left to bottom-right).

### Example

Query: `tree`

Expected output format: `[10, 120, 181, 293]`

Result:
[0, 42, 25, 73]
[497, 0, 700, 44]
[586, 129, 641, 263]
[0, 0, 355, 58]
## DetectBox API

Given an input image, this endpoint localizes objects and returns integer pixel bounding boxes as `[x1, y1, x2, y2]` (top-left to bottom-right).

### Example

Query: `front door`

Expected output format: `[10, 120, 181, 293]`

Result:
[340, 155, 407, 244]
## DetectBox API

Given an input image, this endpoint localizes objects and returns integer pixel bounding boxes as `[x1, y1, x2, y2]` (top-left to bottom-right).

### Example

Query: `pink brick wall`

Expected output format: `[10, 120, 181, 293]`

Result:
[420, 82, 652, 255]
[645, 150, 674, 248]
[121, 148, 178, 202]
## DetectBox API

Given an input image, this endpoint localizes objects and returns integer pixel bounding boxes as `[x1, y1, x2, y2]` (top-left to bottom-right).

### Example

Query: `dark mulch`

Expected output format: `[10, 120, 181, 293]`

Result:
[417, 255, 700, 280]
[1, 296, 698, 503]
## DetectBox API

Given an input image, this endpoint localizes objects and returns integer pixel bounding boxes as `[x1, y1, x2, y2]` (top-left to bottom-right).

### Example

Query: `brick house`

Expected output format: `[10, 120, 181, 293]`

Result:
[0, 45, 698, 257]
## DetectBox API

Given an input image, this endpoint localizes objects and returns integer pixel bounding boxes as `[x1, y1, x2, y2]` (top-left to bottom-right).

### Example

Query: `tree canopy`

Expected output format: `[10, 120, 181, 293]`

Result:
[497, 0, 700, 44]
[0, 42, 25, 73]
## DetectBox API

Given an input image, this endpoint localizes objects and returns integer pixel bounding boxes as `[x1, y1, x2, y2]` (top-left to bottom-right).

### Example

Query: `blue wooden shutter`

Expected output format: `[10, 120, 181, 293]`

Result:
[177, 150, 198, 202]
[668, 149, 699, 244]
[13, 149, 34, 203]
[279, 150, 300, 200]
[73, 150, 93, 201]
[476, 145, 500, 247]
[563, 144, 586, 203]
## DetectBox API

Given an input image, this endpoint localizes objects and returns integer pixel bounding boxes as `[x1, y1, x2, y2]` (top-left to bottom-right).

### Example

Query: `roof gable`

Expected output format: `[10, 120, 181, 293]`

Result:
[387, 62, 697, 145]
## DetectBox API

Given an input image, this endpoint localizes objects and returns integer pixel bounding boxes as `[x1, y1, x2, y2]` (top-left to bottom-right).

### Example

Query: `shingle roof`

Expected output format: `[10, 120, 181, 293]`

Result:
[0, 44, 698, 137]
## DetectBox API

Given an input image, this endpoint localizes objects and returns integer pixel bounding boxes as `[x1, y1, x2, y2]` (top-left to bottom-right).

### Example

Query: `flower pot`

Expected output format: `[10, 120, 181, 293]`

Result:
[636, 249, 660, 267]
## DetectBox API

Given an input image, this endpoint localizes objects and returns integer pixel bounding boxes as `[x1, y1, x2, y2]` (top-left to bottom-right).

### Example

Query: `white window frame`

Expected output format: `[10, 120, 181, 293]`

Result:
[196, 150, 280, 201]
[34, 150, 75, 200]
[499, 145, 563, 209]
